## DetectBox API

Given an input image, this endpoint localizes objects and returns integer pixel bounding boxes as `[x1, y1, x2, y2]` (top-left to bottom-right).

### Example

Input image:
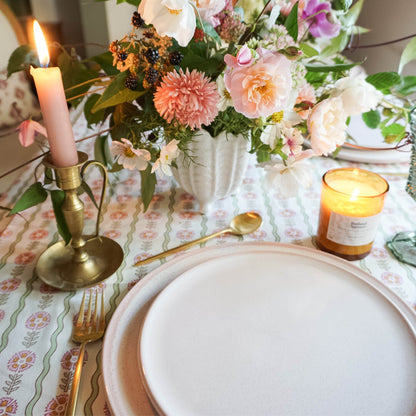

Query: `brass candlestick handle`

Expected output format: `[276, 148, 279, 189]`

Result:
[36, 152, 123, 290]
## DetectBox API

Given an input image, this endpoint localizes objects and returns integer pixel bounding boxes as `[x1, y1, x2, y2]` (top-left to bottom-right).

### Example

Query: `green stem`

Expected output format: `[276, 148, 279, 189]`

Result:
[64, 76, 114, 92]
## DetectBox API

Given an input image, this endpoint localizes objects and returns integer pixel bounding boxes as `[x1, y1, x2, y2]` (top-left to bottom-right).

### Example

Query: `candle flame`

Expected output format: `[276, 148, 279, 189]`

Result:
[33, 20, 49, 67]
[349, 188, 360, 202]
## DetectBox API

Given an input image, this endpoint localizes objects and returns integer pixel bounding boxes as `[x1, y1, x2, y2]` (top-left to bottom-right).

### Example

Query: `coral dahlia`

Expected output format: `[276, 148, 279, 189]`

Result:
[154, 69, 220, 130]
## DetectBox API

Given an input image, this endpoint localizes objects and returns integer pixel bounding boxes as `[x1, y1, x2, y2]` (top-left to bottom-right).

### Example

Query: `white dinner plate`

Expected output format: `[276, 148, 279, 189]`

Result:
[337, 115, 411, 164]
[102, 243, 416, 416]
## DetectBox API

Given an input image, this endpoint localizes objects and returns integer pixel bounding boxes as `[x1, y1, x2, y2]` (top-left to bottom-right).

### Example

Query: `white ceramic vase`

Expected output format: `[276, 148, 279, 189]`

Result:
[172, 129, 249, 213]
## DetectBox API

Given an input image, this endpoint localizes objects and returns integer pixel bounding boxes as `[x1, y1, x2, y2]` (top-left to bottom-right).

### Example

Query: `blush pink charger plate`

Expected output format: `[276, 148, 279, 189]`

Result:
[102, 242, 416, 416]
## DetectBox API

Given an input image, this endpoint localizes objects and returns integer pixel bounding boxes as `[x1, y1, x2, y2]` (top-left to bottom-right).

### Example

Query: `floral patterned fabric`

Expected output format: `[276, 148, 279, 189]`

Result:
[0, 115, 415, 415]
[0, 69, 41, 132]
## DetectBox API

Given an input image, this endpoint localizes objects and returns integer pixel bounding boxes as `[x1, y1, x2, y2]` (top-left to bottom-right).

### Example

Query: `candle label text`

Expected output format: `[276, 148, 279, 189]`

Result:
[327, 212, 380, 246]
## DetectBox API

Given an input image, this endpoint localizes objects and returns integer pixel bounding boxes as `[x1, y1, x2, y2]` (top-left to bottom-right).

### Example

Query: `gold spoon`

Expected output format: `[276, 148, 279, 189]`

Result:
[134, 212, 262, 267]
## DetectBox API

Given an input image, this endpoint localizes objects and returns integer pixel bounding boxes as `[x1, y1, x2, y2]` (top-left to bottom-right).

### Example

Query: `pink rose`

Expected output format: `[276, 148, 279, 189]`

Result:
[224, 51, 292, 118]
[307, 97, 347, 155]
[224, 45, 254, 69]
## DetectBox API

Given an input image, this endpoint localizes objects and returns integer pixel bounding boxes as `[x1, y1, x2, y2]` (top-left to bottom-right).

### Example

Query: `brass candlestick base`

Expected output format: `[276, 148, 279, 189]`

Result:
[36, 152, 123, 290]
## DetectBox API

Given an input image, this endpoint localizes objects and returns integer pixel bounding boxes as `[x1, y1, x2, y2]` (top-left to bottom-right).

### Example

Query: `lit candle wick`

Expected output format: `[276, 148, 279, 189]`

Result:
[33, 20, 49, 68]
[349, 188, 360, 202]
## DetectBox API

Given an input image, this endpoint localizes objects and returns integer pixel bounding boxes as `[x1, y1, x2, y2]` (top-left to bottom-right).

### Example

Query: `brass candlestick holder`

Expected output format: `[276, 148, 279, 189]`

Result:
[36, 151, 123, 290]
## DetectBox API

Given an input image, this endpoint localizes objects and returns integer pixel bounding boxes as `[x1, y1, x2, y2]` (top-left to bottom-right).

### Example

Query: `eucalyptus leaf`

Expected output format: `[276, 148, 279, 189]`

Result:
[362, 110, 381, 129]
[50, 190, 71, 245]
[284, 2, 299, 41]
[140, 165, 157, 212]
[8, 182, 48, 216]
[398, 37, 416, 74]
[7, 45, 36, 76]
[92, 72, 145, 112]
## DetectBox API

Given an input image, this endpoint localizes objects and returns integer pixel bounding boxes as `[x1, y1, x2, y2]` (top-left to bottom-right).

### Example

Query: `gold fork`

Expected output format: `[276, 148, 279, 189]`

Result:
[65, 289, 105, 416]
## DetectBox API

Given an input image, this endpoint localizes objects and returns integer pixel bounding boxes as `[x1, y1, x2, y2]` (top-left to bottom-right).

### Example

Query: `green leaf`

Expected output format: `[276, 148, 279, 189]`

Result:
[398, 36, 416, 74]
[140, 165, 157, 212]
[50, 190, 71, 245]
[284, 2, 299, 41]
[84, 94, 107, 127]
[44, 167, 53, 185]
[299, 43, 319, 58]
[8, 182, 48, 216]
[341, 0, 364, 27]
[396, 75, 416, 96]
[305, 62, 358, 73]
[7, 45, 36, 76]
[196, 19, 221, 44]
[58, 49, 100, 105]
[350, 25, 370, 35]
[94, 135, 113, 168]
[90, 51, 120, 76]
[80, 180, 99, 210]
[320, 31, 349, 57]
[381, 123, 406, 138]
[180, 53, 223, 77]
[362, 110, 381, 129]
[365, 72, 402, 91]
[92, 72, 145, 112]
[333, 0, 353, 12]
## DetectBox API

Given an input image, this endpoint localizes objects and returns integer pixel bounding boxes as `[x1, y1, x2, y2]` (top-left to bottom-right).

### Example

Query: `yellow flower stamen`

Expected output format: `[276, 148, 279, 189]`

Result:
[166, 7, 182, 15]
[271, 111, 284, 123]
[124, 147, 136, 158]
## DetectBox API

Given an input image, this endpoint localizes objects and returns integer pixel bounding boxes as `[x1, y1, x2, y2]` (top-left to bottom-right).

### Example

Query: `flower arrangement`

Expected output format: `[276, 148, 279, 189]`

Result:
[5, 0, 416, 221]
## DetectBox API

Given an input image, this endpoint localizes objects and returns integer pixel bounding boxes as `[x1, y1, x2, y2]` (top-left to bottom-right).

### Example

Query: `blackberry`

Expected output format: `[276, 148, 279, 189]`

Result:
[125, 74, 139, 90]
[169, 50, 183, 66]
[132, 11, 145, 28]
[145, 48, 159, 65]
[145, 68, 159, 85]
[117, 50, 128, 61]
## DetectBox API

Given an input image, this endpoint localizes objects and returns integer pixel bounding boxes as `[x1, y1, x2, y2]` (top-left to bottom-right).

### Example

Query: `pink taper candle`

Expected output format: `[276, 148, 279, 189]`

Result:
[30, 20, 78, 167]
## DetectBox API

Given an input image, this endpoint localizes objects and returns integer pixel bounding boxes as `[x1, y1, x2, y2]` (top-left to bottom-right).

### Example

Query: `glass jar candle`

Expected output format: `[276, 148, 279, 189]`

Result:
[316, 168, 389, 260]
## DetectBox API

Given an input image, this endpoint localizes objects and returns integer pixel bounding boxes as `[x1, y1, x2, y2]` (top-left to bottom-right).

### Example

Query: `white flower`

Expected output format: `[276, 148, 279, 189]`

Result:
[194, 0, 225, 24]
[110, 138, 150, 171]
[138, 0, 196, 47]
[152, 139, 180, 177]
[307, 97, 347, 156]
[216, 75, 233, 111]
[333, 75, 383, 116]
[260, 123, 282, 149]
[261, 150, 314, 198]
[281, 126, 303, 159]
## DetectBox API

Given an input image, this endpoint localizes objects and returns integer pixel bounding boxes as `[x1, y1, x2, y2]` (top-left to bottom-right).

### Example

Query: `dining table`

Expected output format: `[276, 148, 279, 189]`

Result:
[0, 113, 415, 416]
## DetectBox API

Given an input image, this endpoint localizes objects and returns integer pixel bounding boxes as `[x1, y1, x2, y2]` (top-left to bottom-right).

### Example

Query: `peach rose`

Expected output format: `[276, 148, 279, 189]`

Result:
[225, 51, 292, 118]
[307, 97, 347, 155]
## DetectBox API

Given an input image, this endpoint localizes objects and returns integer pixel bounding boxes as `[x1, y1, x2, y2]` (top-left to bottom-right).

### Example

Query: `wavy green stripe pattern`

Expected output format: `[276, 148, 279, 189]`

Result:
[25, 293, 73, 415]
[260, 175, 280, 242]
[0, 269, 37, 353]
[296, 195, 314, 238]
[85, 190, 144, 413]
[162, 182, 176, 252]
